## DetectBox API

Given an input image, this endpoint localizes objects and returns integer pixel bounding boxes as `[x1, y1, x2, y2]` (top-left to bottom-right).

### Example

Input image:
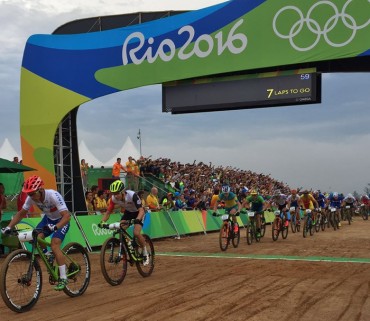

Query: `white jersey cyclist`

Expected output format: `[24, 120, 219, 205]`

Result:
[23, 189, 68, 220]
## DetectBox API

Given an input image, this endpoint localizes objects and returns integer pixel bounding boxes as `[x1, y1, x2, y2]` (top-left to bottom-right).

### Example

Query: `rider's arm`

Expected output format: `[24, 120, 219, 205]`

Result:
[101, 199, 115, 222]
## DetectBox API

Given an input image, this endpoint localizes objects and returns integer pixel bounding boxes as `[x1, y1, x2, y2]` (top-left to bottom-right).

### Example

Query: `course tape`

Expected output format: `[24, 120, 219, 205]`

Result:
[156, 252, 370, 264]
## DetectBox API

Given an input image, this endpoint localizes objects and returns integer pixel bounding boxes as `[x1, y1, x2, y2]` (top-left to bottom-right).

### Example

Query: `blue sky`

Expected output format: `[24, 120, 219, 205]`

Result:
[0, 0, 370, 195]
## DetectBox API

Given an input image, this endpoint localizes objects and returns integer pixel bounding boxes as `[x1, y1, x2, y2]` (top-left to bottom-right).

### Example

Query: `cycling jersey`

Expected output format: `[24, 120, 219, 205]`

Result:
[300, 194, 316, 210]
[361, 195, 369, 205]
[23, 189, 68, 221]
[217, 192, 239, 209]
[271, 194, 288, 206]
[246, 195, 264, 212]
[328, 196, 342, 209]
[107, 190, 142, 215]
[315, 193, 327, 208]
[343, 196, 356, 204]
[287, 194, 300, 207]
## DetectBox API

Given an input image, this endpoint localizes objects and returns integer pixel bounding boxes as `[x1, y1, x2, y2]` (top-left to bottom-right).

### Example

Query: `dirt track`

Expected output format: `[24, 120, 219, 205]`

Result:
[1, 217, 370, 321]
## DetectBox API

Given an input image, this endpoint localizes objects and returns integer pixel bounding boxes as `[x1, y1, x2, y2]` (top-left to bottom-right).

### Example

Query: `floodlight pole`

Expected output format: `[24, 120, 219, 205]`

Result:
[137, 129, 142, 157]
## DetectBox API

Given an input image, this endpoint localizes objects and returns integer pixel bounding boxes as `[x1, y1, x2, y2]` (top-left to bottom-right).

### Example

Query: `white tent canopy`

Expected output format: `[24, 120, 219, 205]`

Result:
[0, 138, 20, 161]
[103, 136, 140, 167]
[78, 140, 103, 168]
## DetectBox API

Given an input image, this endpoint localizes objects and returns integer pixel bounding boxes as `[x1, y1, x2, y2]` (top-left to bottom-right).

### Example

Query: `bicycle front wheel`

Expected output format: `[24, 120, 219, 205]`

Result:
[100, 237, 128, 286]
[63, 242, 91, 297]
[232, 223, 240, 248]
[290, 215, 296, 233]
[260, 219, 266, 237]
[272, 218, 279, 241]
[135, 234, 155, 277]
[0, 249, 42, 313]
[246, 225, 253, 245]
[219, 223, 229, 251]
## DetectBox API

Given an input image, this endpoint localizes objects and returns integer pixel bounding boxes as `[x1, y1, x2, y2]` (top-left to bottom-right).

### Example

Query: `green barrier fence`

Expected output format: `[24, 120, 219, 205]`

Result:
[1, 208, 289, 253]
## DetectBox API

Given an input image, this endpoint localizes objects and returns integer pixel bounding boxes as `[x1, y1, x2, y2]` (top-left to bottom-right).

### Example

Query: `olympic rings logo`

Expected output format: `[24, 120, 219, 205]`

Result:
[273, 0, 370, 51]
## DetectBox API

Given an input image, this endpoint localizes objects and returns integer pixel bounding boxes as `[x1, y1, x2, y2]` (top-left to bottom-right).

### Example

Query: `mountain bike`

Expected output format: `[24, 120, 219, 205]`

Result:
[303, 209, 315, 237]
[100, 220, 155, 286]
[289, 206, 300, 233]
[360, 204, 369, 220]
[328, 207, 340, 230]
[0, 228, 91, 313]
[316, 208, 326, 232]
[342, 205, 353, 225]
[216, 212, 240, 251]
[272, 210, 288, 241]
[245, 211, 261, 244]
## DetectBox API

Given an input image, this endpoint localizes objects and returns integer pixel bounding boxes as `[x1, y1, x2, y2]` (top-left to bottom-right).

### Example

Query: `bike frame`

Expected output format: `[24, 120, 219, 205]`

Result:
[110, 224, 144, 264]
[22, 230, 81, 282]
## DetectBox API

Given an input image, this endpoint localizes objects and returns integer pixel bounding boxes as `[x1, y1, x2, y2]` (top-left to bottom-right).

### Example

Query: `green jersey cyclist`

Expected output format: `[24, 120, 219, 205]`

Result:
[242, 189, 266, 237]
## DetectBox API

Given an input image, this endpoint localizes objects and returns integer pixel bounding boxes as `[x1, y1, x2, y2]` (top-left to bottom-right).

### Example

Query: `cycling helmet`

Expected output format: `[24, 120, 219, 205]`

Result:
[291, 189, 297, 194]
[22, 175, 44, 193]
[250, 189, 257, 195]
[110, 180, 124, 193]
[221, 185, 231, 193]
[174, 191, 180, 197]
[333, 192, 338, 198]
[241, 186, 249, 193]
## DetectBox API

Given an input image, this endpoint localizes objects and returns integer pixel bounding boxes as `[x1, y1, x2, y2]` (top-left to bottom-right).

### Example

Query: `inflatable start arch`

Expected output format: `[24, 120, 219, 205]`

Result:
[19, 0, 370, 211]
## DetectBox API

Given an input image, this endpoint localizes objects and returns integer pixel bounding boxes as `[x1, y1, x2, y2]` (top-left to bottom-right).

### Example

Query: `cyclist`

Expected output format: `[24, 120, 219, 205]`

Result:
[326, 192, 342, 227]
[1, 175, 71, 291]
[341, 193, 357, 221]
[238, 186, 249, 202]
[287, 189, 302, 226]
[213, 185, 242, 234]
[300, 190, 319, 224]
[360, 194, 370, 217]
[269, 190, 289, 227]
[99, 180, 149, 265]
[313, 190, 328, 224]
[242, 189, 265, 237]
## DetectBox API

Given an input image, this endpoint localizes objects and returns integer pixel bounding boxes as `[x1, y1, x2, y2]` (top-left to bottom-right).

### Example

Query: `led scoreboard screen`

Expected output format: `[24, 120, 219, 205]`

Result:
[162, 68, 321, 114]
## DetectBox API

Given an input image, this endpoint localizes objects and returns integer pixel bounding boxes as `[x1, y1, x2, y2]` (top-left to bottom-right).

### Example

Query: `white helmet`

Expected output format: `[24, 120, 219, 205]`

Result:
[221, 185, 231, 193]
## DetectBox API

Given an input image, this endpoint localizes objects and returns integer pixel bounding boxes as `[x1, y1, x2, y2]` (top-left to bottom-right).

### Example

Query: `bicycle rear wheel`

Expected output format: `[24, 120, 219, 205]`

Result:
[232, 223, 240, 248]
[135, 234, 155, 277]
[219, 223, 229, 251]
[0, 249, 42, 313]
[100, 237, 128, 286]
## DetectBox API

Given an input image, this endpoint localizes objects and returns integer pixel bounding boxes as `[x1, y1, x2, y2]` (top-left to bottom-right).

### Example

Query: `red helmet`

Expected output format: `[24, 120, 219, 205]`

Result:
[23, 175, 44, 193]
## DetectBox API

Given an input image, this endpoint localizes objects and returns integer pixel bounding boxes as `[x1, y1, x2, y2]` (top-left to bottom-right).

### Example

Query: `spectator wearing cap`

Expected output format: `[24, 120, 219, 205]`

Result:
[162, 192, 175, 211]
[186, 190, 198, 210]
[175, 193, 187, 211]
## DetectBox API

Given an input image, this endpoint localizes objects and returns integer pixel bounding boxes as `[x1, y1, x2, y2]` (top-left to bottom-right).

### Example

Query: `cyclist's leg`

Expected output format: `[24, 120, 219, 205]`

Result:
[228, 207, 238, 232]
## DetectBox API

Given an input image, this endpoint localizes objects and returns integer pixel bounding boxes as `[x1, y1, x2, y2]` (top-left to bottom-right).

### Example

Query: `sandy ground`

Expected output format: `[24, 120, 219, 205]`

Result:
[1, 217, 370, 321]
